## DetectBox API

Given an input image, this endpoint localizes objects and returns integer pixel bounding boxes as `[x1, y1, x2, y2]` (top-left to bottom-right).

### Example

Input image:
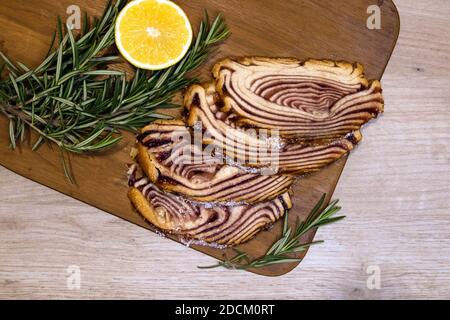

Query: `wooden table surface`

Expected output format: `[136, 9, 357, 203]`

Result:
[1, 0, 449, 299]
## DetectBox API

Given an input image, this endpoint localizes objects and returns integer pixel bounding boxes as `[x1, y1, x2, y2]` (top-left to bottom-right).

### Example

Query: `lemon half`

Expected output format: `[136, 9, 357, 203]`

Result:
[115, 0, 193, 70]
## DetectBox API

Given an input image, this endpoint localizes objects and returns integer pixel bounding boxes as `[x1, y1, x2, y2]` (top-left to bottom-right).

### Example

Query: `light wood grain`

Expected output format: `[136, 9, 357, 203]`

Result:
[1, 0, 449, 298]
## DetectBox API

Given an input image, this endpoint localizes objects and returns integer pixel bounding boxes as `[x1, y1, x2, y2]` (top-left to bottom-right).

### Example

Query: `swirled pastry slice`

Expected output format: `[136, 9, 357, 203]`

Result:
[213, 57, 383, 141]
[128, 165, 292, 246]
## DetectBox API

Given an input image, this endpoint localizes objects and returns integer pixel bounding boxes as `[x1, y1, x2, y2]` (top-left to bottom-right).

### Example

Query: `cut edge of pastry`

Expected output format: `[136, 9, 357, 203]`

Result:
[212, 56, 371, 97]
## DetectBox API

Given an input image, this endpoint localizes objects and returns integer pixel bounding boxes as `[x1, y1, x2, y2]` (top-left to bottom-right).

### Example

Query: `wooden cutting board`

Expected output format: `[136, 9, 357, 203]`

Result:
[0, 0, 399, 276]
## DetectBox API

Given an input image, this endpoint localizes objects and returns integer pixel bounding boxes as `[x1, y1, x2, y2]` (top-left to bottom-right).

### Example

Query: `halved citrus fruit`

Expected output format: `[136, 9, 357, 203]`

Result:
[115, 0, 193, 70]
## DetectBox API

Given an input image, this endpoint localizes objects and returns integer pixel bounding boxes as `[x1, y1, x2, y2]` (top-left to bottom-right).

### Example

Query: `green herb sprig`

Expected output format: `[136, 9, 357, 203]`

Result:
[0, 0, 229, 180]
[199, 194, 345, 270]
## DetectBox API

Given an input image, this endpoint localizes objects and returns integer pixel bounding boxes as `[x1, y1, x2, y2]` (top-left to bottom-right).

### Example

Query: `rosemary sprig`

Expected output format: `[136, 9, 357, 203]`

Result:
[0, 0, 229, 180]
[199, 194, 345, 270]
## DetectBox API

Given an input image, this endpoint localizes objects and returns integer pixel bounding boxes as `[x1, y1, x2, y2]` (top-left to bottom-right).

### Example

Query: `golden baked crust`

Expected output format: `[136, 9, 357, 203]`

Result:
[136, 142, 159, 183]
[128, 187, 173, 230]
